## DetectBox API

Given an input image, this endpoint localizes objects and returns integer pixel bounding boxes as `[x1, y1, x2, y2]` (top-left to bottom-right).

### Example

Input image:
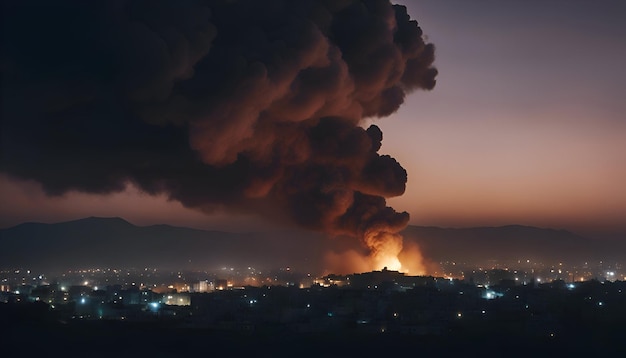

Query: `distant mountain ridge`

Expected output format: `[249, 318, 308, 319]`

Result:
[0, 216, 305, 271]
[401, 224, 623, 264]
[0, 217, 623, 272]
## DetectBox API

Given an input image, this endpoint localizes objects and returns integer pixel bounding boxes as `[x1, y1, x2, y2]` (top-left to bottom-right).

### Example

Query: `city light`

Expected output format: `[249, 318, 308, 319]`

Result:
[0, 0, 624, 351]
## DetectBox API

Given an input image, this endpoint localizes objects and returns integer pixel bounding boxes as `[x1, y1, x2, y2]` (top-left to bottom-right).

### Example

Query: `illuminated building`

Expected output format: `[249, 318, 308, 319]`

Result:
[192, 280, 214, 293]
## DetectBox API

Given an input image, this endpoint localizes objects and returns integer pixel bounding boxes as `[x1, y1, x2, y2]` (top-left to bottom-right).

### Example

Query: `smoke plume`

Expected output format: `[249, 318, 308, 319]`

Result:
[1, 0, 437, 272]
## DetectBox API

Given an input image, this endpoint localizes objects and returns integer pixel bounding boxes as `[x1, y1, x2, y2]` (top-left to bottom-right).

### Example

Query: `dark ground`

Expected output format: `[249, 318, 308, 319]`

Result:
[2, 303, 625, 357]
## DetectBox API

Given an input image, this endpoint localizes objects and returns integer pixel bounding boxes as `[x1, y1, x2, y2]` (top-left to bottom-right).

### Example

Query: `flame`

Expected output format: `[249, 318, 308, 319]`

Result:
[364, 231, 404, 272]
[324, 233, 429, 275]
[376, 255, 403, 272]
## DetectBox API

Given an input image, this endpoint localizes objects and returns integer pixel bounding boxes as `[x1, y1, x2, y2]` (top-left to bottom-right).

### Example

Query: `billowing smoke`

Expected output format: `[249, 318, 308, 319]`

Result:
[1, 0, 436, 272]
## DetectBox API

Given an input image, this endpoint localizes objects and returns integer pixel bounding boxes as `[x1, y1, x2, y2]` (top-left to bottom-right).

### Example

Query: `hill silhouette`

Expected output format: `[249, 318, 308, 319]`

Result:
[1, 217, 623, 272]
[0, 217, 325, 272]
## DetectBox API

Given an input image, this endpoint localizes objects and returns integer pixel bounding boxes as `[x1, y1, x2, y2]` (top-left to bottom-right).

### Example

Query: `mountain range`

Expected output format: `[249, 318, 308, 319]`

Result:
[1, 217, 623, 273]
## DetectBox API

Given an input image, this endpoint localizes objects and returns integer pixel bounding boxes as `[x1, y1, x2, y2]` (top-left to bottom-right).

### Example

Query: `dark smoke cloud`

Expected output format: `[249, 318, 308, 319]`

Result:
[1, 0, 436, 244]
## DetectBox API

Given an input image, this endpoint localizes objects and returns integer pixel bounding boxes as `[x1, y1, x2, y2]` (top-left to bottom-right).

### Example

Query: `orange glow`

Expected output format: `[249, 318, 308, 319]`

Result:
[364, 231, 404, 272]
[324, 233, 430, 275]
[323, 249, 371, 275]
[398, 241, 428, 276]
[376, 255, 402, 272]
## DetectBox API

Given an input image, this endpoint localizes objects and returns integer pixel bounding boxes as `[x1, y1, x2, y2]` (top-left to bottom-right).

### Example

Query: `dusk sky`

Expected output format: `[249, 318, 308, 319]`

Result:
[1, 0, 625, 245]
[385, 0, 626, 238]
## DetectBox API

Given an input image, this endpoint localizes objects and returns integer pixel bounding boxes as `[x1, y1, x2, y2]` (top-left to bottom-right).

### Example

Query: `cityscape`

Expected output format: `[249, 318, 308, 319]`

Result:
[2, 0, 625, 356]
[1, 218, 625, 355]
[2, 261, 625, 355]
[2, 258, 625, 295]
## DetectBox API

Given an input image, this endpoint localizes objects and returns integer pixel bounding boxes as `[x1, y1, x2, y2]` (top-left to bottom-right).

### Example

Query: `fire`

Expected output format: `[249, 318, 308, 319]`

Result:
[376, 255, 403, 272]
[364, 231, 404, 272]
[324, 232, 429, 276]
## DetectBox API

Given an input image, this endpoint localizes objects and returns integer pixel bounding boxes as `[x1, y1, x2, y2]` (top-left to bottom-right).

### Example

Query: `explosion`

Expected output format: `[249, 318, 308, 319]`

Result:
[325, 212, 429, 275]
[1, 0, 437, 275]
[324, 231, 428, 275]
[365, 231, 404, 271]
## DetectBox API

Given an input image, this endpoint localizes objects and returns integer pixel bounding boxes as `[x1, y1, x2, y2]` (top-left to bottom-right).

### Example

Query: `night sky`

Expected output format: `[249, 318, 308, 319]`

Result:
[1, 0, 625, 271]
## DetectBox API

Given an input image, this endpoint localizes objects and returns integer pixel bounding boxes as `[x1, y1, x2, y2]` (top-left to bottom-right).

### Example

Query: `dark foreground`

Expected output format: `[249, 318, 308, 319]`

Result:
[2, 304, 625, 357]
